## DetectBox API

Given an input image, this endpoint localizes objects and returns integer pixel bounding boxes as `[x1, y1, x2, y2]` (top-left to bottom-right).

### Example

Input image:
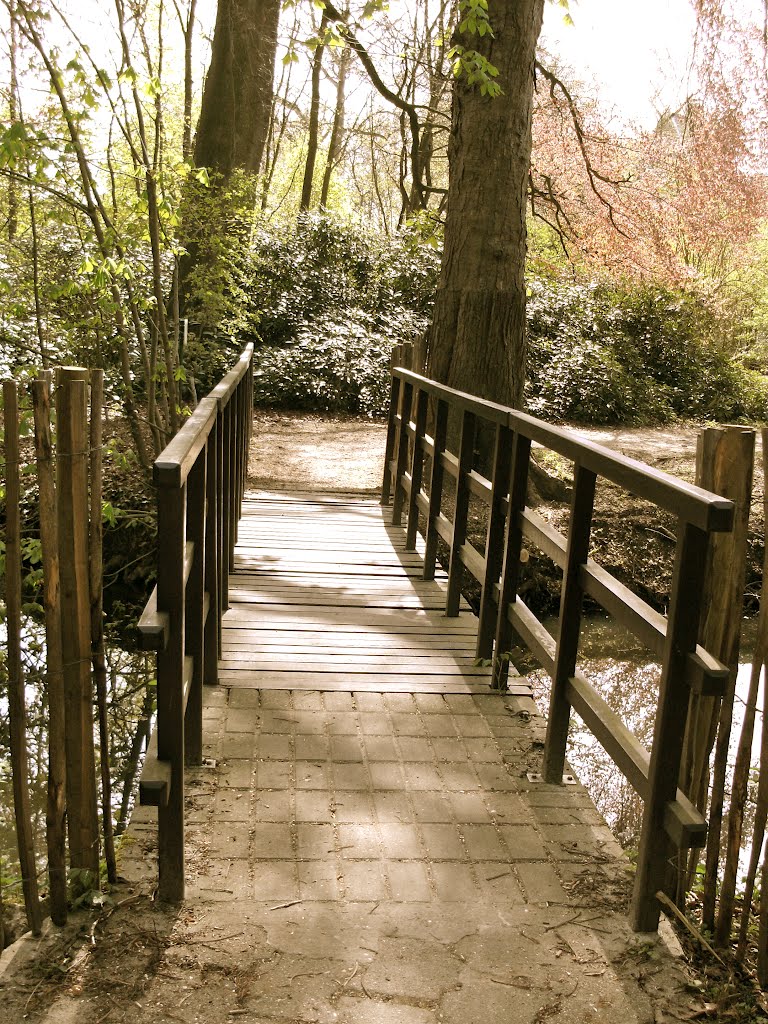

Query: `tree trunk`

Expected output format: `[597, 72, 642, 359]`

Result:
[320, 43, 350, 209]
[300, 13, 328, 213]
[427, 0, 544, 408]
[193, 0, 280, 177]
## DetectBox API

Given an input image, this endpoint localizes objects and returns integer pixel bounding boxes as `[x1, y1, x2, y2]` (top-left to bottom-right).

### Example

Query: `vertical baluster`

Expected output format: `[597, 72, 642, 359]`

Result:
[205, 428, 220, 676]
[631, 521, 709, 931]
[156, 481, 186, 903]
[422, 398, 449, 581]
[542, 463, 597, 783]
[445, 410, 475, 617]
[185, 448, 206, 765]
[221, 398, 232, 605]
[391, 378, 414, 526]
[493, 432, 531, 690]
[476, 423, 513, 659]
[381, 370, 401, 506]
[405, 388, 429, 550]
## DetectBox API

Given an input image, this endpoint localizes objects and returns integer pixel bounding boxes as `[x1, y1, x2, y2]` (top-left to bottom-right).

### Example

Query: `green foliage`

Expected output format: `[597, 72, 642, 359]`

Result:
[525, 278, 768, 424]
[248, 214, 439, 415]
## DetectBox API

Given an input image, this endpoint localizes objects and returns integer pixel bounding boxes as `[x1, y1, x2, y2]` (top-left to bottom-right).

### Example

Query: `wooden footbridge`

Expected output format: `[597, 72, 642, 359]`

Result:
[137, 344, 734, 934]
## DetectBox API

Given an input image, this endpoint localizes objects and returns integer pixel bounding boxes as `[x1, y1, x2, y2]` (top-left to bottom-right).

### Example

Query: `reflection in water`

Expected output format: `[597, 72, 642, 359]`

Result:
[0, 621, 154, 908]
[527, 616, 760, 855]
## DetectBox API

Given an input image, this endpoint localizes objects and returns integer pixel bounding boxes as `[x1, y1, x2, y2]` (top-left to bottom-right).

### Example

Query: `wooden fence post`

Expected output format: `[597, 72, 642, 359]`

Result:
[3, 380, 43, 936]
[31, 374, 68, 925]
[56, 368, 99, 878]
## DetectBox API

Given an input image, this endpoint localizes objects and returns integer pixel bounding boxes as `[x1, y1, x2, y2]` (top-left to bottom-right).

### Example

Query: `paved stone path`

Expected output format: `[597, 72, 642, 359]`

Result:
[115, 686, 696, 1024]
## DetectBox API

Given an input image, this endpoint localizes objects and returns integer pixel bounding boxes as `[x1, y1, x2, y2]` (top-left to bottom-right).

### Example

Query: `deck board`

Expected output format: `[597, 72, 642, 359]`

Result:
[221, 492, 530, 695]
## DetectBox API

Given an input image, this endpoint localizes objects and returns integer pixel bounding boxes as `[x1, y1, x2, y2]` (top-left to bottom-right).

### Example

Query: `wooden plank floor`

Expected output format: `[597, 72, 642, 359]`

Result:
[220, 491, 530, 695]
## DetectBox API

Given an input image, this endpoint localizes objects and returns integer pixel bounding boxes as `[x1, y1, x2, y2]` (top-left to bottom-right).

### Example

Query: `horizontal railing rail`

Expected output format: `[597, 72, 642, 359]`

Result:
[381, 347, 734, 932]
[136, 343, 253, 902]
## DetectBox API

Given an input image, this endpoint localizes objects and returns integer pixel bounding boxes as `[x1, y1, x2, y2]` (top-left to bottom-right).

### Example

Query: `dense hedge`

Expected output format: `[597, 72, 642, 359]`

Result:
[244, 215, 768, 423]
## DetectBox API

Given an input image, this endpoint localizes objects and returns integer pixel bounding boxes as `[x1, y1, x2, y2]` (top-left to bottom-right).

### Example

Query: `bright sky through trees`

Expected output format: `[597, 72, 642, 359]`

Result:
[541, 0, 698, 128]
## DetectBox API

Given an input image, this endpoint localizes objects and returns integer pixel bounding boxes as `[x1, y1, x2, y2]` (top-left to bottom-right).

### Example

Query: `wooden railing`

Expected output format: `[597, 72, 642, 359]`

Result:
[382, 353, 734, 932]
[137, 344, 253, 902]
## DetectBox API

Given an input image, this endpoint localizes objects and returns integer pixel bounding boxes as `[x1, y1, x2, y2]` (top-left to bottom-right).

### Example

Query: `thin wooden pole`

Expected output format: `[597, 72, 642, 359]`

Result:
[3, 380, 43, 935]
[88, 369, 116, 885]
[31, 373, 67, 926]
[56, 368, 99, 879]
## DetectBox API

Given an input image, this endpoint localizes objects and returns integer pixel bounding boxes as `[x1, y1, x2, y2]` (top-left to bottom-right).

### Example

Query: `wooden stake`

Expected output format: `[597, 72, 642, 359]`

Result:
[88, 369, 116, 884]
[686, 427, 755, 931]
[31, 373, 68, 926]
[56, 368, 99, 879]
[3, 380, 43, 935]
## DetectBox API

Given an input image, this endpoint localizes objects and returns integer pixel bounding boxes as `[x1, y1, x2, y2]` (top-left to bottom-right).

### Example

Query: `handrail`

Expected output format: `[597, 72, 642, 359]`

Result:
[382, 346, 734, 933]
[136, 342, 254, 902]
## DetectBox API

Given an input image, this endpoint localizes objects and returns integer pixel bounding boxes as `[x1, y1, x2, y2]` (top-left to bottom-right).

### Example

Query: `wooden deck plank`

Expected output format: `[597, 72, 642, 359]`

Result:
[220, 492, 525, 696]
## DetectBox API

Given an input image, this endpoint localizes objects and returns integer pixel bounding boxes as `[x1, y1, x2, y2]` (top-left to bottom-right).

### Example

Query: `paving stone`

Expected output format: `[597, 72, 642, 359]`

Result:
[336, 995, 436, 1024]
[421, 714, 458, 737]
[355, 692, 387, 712]
[259, 691, 292, 709]
[476, 863, 525, 904]
[440, 976, 540, 1024]
[256, 761, 292, 789]
[328, 712, 360, 735]
[499, 825, 547, 861]
[411, 792, 452, 823]
[226, 688, 260, 708]
[419, 823, 466, 860]
[330, 735, 365, 761]
[332, 763, 369, 790]
[255, 789, 292, 822]
[385, 693, 417, 712]
[297, 822, 335, 859]
[390, 713, 427, 736]
[295, 789, 334, 822]
[387, 861, 432, 902]
[397, 737, 433, 761]
[298, 859, 340, 900]
[515, 861, 569, 904]
[295, 734, 330, 760]
[369, 761, 406, 790]
[486, 792, 533, 824]
[338, 823, 382, 859]
[430, 863, 479, 901]
[524, 788, 594, 807]
[217, 761, 253, 787]
[414, 693, 449, 713]
[210, 824, 250, 858]
[365, 735, 399, 761]
[259, 711, 295, 734]
[362, 936, 461, 1001]
[476, 764, 519, 791]
[293, 690, 324, 710]
[379, 823, 422, 859]
[462, 824, 509, 861]
[451, 714, 492, 737]
[323, 690, 355, 711]
[252, 822, 293, 859]
[341, 860, 388, 900]
[255, 734, 292, 759]
[212, 789, 251, 822]
[359, 713, 392, 735]
[225, 708, 261, 732]
[439, 761, 481, 791]
[403, 763, 443, 790]
[334, 791, 376, 823]
[448, 792, 491, 824]
[296, 762, 329, 789]
[463, 738, 500, 762]
[445, 694, 481, 714]
[372, 791, 413, 823]
[293, 711, 328, 734]
[251, 860, 299, 900]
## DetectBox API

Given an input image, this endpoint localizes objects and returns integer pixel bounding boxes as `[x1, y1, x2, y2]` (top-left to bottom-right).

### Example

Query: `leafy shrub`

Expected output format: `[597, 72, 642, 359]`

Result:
[253, 308, 428, 416]
[526, 278, 768, 424]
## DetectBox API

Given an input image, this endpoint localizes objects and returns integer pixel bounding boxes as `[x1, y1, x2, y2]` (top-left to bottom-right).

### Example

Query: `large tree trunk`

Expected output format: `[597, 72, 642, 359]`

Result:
[194, 0, 281, 177]
[427, 0, 544, 408]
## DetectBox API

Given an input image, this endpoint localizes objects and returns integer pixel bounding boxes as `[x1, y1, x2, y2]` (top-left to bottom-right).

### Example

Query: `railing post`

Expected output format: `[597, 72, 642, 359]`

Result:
[205, 432, 221, 675]
[476, 423, 513, 659]
[391, 378, 414, 527]
[405, 387, 428, 550]
[381, 368, 401, 506]
[221, 398, 232, 605]
[422, 398, 449, 581]
[493, 432, 531, 689]
[445, 410, 476, 617]
[185, 449, 206, 765]
[631, 521, 710, 932]
[156, 481, 186, 903]
[542, 462, 596, 783]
